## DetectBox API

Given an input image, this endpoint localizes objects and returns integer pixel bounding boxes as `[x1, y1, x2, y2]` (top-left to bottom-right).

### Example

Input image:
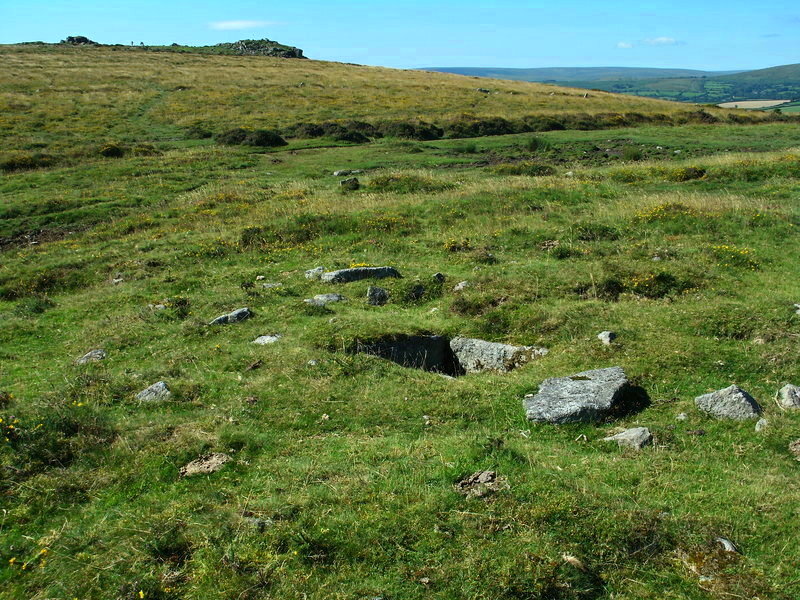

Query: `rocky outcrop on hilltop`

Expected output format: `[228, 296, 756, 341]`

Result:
[214, 39, 306, 58]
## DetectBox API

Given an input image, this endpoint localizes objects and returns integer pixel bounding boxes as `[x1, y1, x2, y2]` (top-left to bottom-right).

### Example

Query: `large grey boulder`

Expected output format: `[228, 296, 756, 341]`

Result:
[209, 307, 252, 325]
[136, 381, 171, 402]
[776, 384, 800, 410]
[524, 366, 632, 424]
[321, 266, 401, 284]
[304, 293, 346, 307]
[450, 337, 548, 374]
[603, 427, 652, 450]
[695, 385, 761, 420]
[76, 349, 107, 365]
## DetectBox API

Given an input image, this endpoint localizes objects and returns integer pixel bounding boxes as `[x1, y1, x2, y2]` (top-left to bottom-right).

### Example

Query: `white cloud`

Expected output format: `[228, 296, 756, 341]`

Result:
[209, 20, 279, 31]
[616, 42, 634, 49]
[645, 37, 678, 46]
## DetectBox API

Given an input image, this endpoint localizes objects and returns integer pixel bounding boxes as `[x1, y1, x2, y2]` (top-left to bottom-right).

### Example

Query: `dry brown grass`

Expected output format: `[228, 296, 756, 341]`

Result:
[0, 44, 742, 152]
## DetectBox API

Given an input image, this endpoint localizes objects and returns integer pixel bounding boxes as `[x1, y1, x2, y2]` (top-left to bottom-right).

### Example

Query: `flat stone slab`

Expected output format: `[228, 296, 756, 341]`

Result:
[180, 453, 232, 477]
[253, 334, 282, 345]
[135, 381, 171, 402]
[261, 283, 283, 289]
[321, 266, 401, 284]
[209, 307, 252, 325]
[450, 337, 548, 374]
[776, 384, 800, 410]
[76, 349, 107, 365]
[524, 366, 631, 424]
[304, 293, 346, 307]
[695, 385, 761, 420]
[603, 427, 652, 450]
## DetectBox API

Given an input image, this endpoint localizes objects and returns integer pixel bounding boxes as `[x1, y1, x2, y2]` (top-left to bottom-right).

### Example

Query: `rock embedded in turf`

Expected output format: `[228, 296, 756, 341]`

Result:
[76, 349, 107, 365]
[603, 427, 652, 450]
[305, 266, 326, 280]
[209, 307, 252, 325]
[261, 283, 283, 289]
[432, 272, 446, 283]
[304, 293, 346, 307]
[598, 331, 617, 345]
[450, 337, 548, 374]
[320, 266, 401, 284]
[179, 453, 232, 477]
[755, 418, 769, 432]
[453, 280, 469, 292]
[367, 286, 389, 306]
[789, 439, 800, 461]
[454, 470, 508, 498]
[694, 385, 761, 420]
[135, 381, 171, 402]
[339, 177, 360, 190]
[253, 334, 282, 345]
[776, 384, 800, 410]
[523, 366, 631, 424]
[333, 169, 362, 176]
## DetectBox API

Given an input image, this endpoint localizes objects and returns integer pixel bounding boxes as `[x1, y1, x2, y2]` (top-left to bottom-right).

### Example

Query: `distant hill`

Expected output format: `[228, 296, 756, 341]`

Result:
[425, 64, 800, 104]
[559, 63, 800, 103]
[422, 66, 741, 82]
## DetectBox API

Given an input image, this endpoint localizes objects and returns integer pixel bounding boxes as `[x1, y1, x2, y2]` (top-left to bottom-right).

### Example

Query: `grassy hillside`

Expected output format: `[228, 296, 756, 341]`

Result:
[2, 46, 800, 600]
[0, 44, 777, 159]
[563, 63, 800, 103]
[423, 66, 740, 82]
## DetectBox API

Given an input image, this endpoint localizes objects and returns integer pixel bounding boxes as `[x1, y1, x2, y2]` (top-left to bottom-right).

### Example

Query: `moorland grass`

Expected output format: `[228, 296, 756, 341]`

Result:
[1, 48, 800, 600]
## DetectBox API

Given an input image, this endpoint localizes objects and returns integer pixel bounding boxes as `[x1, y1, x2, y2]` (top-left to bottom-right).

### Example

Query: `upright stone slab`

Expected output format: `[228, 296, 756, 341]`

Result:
[321, 266, 401, 284]
[524, 366, 631, 424]
[694, 385, 761, 420]
[450, 337, 548, 374]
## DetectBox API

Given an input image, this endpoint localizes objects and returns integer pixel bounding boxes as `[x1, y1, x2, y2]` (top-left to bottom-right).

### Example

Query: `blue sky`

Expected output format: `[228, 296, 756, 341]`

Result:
[1, 0, 798, 70]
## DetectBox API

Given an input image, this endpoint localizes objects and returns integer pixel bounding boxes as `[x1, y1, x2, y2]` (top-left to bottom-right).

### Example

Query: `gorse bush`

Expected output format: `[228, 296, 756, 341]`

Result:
[216, 128, 287, 147]
[0, 152, 55, 172]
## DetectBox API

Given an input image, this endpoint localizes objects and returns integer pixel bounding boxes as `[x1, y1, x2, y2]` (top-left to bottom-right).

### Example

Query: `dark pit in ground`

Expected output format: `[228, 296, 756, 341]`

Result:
[354, 334, 465, 377]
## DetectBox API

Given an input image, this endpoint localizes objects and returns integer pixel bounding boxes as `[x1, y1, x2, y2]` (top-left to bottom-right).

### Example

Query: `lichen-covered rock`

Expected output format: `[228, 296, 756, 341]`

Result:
[305, 267, 326, 280]
[209, 307, 252, 325]
[524, 366, 631, 424]
[135, 381, 171, 402]
[253, 334, 282, 345]
[339, 177, 360, 191]
[321, 266, 401, 284]
[776, 384, 800, 410]
[450, 337, 548, 374]
[367, 286, 389, 306]
[304, 293, 346, 307]
[598, 331, 617, 345]
[694, 385, 761, 420]
[179, 453, 232, 477]
[453, 280, 469, 292]
[76, 349, 107, 365]
[603, 427, 652, 450]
